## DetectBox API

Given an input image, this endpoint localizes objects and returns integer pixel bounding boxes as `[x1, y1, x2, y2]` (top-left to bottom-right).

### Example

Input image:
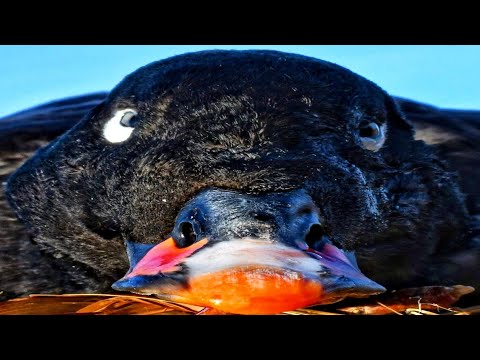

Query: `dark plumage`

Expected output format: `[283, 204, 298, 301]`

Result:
[1, 50, 479, 304]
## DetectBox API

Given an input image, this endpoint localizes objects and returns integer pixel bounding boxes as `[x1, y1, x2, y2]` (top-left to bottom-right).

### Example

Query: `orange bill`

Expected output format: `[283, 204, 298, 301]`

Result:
[112, 238, 385, 314]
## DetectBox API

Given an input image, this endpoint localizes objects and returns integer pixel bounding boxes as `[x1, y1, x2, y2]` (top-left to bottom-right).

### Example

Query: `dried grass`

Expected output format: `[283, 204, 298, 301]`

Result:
[0, 285, 476, 315]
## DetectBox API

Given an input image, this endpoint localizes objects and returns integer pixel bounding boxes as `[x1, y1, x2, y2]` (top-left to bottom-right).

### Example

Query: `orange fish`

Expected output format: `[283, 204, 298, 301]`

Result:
[112, 237, 385, 314]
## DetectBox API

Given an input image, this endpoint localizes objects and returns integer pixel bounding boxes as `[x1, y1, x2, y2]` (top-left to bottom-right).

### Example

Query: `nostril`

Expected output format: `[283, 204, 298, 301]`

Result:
[176, 222, 197, 248]
[305, 224, 326, 249]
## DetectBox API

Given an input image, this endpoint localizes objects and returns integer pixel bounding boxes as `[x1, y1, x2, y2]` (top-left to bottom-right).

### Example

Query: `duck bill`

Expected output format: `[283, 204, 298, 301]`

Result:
[305, 243, 386, 303]
[112, 238, 385, 314]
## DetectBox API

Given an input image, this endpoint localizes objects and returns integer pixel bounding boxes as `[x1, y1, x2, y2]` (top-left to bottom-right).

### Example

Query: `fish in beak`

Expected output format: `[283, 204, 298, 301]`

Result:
[112, 237, 385, 314]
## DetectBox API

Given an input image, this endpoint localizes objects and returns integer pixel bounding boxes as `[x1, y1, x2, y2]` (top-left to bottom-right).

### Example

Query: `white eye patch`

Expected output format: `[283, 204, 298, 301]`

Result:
[103, 109, 138, 143]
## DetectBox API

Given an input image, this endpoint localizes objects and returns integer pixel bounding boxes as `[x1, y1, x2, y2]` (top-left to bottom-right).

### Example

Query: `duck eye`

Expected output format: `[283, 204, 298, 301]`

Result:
[359, 122, 380, 138]
[358, 121, 386, 152]
[119, 111, 138, 127]
[103, 109, 138, 143]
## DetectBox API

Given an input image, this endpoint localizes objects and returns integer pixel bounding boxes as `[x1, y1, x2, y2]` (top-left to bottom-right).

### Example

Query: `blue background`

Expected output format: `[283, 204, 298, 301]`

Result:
[0, 45, 478, 118]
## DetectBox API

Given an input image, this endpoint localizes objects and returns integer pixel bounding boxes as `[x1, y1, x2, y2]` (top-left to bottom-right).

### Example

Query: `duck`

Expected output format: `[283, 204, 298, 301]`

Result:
[1, 50, 479, 312]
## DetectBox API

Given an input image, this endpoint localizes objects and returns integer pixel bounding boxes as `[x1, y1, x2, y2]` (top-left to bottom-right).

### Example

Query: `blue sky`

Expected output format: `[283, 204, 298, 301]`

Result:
[0, 45, 478, 118]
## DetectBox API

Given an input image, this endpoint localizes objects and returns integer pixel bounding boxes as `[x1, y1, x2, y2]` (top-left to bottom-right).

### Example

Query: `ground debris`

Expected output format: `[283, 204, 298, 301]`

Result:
[0, 285, 475, 315]
[0, 293, 203, 315]
[338, 285, 475, 315]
